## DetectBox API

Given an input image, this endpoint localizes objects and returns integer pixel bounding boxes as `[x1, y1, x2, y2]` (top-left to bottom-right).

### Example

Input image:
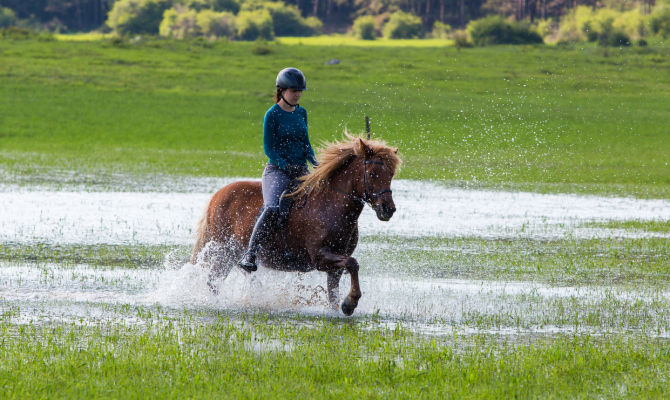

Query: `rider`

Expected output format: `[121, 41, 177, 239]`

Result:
[238, 67, 318, 272]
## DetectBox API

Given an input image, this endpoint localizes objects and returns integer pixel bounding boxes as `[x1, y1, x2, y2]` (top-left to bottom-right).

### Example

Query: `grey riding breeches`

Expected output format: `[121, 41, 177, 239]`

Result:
[261, 163, 308, 208]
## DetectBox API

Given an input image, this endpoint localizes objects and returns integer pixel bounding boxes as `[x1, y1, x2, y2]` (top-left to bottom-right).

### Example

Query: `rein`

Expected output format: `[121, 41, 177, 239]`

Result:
[331, 160, 392, 204]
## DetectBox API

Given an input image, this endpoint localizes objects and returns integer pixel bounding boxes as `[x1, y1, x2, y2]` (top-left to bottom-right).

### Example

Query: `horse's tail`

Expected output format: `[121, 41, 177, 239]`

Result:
[191, 207, 209, 263]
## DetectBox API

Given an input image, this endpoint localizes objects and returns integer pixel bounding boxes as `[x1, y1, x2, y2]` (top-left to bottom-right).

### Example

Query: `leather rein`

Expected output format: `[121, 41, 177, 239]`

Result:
[332, 160, 392, 204]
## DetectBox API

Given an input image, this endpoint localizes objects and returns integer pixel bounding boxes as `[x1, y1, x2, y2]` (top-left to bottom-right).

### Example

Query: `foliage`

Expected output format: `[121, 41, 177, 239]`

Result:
[107, 0, 172, 35]
[431, 20, 451, 39]
[235, 9, 273, 40]
[382, 11, 423, 39]
[196, 9, 235, 38]
[159, 6, 200, 39]
[649, 5, 670, 38]
[450, 29, 472, 48]
[533, 18, 555, 40]
[0, 26, 54, 40]
[352, 15, 376, 40]
[259, 2, 321, 36]
[467, 15, 542, 46]
[0, 6, 15, 28]
[612, 9, 647, 40]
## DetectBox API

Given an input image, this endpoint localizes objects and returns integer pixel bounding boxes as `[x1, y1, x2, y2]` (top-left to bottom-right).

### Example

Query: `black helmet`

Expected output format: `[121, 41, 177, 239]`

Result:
[276, 67, 307, 91]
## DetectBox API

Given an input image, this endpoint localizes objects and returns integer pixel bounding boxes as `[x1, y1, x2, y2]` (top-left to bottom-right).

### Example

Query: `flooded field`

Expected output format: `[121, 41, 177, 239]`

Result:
[2, 179, 669, 338]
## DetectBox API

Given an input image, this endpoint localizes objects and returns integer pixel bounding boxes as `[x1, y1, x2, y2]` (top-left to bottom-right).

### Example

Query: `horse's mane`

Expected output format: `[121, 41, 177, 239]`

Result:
[287, 133, 401, 199]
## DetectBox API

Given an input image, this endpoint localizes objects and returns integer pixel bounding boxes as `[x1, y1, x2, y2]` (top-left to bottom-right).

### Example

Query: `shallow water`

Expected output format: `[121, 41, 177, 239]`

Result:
[2, 179, 669, 338]
[2, 180, 669, 245]
[2, 260, 668, 337]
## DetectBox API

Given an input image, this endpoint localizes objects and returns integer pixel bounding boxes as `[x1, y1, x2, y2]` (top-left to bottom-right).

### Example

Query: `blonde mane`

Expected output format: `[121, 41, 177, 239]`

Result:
[288, 133, 401, 199]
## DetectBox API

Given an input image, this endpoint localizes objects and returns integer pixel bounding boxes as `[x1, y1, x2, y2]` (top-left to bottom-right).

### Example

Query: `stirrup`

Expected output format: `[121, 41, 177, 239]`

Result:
[238, 251, 257, 273]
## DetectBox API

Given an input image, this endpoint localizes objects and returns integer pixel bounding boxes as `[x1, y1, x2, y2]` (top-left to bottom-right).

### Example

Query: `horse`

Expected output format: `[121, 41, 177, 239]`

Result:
[190, 135, 401, 316]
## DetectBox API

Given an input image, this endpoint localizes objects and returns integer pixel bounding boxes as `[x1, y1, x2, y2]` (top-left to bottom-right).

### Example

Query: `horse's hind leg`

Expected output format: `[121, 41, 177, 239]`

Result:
[206, 244, 235, 295]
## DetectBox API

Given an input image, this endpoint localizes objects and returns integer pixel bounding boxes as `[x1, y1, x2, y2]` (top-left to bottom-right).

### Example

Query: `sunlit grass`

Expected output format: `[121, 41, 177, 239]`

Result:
[54, 32, 113, 41]
[277, 35, 453, 47]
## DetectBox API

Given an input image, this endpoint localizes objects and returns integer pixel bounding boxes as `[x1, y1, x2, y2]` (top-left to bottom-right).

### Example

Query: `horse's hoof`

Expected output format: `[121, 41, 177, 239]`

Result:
[207, 280, 219, 296]
[341, 299, 357, 316]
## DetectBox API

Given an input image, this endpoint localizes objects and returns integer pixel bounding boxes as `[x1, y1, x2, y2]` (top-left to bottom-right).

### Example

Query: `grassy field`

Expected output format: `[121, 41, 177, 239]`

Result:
[1, 36, 670, 398]
[1, 37, 669, 196]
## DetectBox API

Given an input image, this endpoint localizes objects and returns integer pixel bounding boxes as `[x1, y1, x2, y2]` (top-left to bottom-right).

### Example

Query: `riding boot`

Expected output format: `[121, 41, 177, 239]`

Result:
[238, 206, 279, 272]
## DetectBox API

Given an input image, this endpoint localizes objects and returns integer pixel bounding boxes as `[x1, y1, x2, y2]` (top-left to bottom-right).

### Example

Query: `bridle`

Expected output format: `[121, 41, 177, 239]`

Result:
[332, 160, 392, 204]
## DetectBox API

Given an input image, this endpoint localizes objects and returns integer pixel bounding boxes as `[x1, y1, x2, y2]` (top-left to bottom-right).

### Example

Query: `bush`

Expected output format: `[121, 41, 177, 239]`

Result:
[353, 15, 376, 40]
[597, 18, 630, 47]
[196, 9, 235, 38]
[431, 21, 451, 39]
[0, 6, 16, 29]
[613, 9, 647, 40]
[383, 11, 423, 39]
[555, 5, 594, 43]
[534, 18, 556, 40]
[263, 3, 320, 36]
[467, 16, 542, 46]
[236, 9, 273, 41]
[107, 0, 173, 35]
[649, 5, 670, 38]
[159, 6, 200, 39]
[450, 29, 472, 49]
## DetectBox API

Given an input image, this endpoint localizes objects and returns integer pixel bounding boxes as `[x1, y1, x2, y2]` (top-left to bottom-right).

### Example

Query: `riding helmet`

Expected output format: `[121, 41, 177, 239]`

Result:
[276, 67, 307, 91]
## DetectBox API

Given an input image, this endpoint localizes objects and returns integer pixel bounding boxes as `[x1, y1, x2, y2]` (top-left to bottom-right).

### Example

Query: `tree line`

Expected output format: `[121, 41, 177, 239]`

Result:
[0, 0, 662, 33]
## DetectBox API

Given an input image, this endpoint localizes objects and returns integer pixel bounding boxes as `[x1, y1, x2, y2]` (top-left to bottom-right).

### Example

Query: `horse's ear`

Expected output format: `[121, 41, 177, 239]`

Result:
[393, 148, 399, 154]
[359, 138, 374, 159]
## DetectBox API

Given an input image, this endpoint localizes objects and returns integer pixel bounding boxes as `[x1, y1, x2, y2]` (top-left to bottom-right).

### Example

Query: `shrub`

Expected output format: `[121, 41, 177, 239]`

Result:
[649, 5, 670, 38]
[383, 11, 423, 39]
[467, 15, 542, 46]
[450, 29, 472, 49]
[107, 0, 173, 35]
[159, 6, 200, 39]
[431, 21, 451, 39]
[534, 18, 556, 40]
[352, 15, 376, 40]
[263, 3, 321, 36]
[196, 9, 235, 38]
[597, 18, 630, 47]
[0, 6, 16, 29]
[236, 9, 273, 41]
[612, 9, 647, 40]
[555, 5, 595, 43]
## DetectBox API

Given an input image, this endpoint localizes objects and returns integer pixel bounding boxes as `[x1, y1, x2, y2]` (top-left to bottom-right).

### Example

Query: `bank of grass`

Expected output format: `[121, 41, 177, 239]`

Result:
[0, 315, 668, 399]
[278, 34, 453, 47]
[1, 38, 669, 197]
[2, 234, 668, 285]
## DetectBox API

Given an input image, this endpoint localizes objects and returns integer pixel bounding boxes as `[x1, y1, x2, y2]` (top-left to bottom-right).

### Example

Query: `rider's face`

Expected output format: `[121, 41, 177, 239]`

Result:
[283, 88, 302, 105]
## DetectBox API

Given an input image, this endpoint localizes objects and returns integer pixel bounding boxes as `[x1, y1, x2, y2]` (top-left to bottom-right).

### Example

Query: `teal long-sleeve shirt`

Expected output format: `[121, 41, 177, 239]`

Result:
[263, 104, 317, 170]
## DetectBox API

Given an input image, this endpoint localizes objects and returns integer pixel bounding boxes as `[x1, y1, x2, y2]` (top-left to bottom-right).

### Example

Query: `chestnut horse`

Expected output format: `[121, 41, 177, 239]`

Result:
[191, 136, 401, 315]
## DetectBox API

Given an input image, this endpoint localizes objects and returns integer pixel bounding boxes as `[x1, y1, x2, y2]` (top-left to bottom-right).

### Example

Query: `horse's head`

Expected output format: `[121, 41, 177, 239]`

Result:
[357, 139, 399, 221]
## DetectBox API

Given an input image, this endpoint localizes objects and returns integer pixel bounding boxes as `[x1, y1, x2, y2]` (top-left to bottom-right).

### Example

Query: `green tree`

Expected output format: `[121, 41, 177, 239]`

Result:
[107, 0, 172, 35]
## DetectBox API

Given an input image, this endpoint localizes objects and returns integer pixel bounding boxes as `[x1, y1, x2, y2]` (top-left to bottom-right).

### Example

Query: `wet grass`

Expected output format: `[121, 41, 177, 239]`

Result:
[1, 39, 669, 197]
[0, 314, 669, 399]
[2, 233, 668, 286]
[0, 243, 185, 268]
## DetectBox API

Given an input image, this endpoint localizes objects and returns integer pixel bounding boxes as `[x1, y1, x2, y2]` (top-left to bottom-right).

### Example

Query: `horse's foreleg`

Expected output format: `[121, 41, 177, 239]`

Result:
[326, 270, 343, 309]
[340, 257, 361, 316]
[316, 248, 361, 316]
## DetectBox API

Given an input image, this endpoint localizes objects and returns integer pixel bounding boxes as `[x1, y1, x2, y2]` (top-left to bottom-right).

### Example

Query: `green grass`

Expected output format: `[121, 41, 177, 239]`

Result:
[2, 36, 670, 398]
[0, 315, 668, 399]
[3, 235, 669, 285]
[1, 38, 669, 197]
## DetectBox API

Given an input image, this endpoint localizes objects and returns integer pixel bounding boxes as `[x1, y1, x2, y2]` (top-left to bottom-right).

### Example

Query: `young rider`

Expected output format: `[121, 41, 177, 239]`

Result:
[238, 67, 318, 272]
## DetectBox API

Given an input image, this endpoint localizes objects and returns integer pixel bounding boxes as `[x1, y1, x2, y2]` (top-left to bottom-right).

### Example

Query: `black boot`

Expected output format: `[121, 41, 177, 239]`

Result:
[238, 206, 279, 273]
